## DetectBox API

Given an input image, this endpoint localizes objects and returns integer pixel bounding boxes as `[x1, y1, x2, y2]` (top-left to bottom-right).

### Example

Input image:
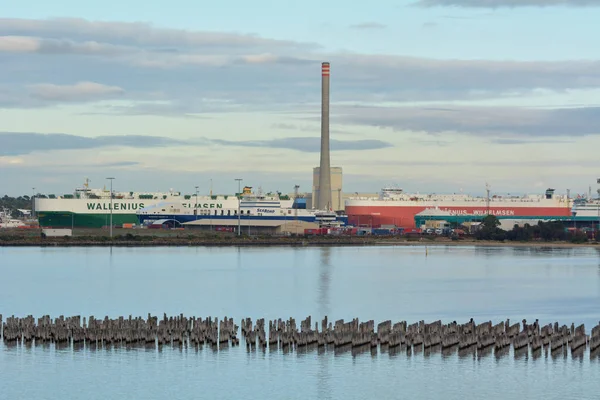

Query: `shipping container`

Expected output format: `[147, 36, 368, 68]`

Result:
[372, 228, 391, 236]
[304, 228, 328, 235]
[147, 224, 166, 229]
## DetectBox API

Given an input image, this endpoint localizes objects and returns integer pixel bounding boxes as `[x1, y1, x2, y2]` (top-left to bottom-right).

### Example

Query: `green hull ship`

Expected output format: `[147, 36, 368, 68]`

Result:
[34, 179, 183, 229]
[36, 211, 142, 229]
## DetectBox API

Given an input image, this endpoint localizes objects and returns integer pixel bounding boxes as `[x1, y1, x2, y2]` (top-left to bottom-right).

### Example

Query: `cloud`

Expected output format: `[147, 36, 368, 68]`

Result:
[413, 0, 600, 7]
[0, 132, 191, 156]
[0, 36, 128, 55]
[3, 153, 595, 198]
[270, 123, 352, 135]
[0, 36, 40, 52]
[349, 22, 387, 30]
[4, 16, 600, 120]
[212, 137, 393, 152]
[490, 138, 575, 145]
[422, 22, 439, 28]
[349, 158, 600, 168]
[29, 81, 124, 101]
[0, 132, 390, 156]
[0, 164, 322, 198]
[0, 18, 318, 51]
[337, 105, 600, 137]
[0, 35, 311, 68]
[99, 161, 140, 167]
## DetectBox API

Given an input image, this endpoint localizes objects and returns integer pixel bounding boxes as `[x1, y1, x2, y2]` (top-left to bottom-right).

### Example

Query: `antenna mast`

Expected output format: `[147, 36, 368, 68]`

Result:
[486, 183, 491, 216]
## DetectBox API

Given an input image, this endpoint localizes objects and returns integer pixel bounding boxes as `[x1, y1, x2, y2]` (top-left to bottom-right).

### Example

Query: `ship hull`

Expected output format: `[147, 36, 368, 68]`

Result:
[138, 214, 322, 225]
[37, 211, 138, 229]
[35, 198, 170, 228]
[345, 204, 572, 229]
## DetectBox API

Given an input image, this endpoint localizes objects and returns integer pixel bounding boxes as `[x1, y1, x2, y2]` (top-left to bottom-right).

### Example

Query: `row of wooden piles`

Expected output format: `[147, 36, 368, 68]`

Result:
[242, 317, 600, 355]
[0, 314, 239, 347]
[2, 314, 599, 355]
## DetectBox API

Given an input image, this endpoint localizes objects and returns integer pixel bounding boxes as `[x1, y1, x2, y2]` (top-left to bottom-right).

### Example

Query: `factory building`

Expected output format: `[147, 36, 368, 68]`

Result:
[183, 219, 319, 235]
[311, 167, 343, 211]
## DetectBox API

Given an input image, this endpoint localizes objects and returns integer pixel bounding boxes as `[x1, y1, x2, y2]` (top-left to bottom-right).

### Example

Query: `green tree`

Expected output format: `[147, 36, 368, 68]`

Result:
[481, 215, 500, 230]
[475, 215, 505, 240]
[0, 195, 32, 217]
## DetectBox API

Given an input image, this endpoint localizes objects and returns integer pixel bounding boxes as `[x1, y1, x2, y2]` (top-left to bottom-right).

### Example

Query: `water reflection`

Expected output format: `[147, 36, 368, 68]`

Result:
[318, 247, 332, 317]
[315, 249, 332, 400]
[1, 246, 600, 400]
[494, 346, 510, 361]
[458, 345, 476, 360]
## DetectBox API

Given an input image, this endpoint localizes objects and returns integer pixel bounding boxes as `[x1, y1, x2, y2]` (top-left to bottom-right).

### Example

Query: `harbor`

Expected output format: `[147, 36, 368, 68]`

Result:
[3, 60, 600, 238]
[0, 224, 598, 247]
[3, 5, 600, 400]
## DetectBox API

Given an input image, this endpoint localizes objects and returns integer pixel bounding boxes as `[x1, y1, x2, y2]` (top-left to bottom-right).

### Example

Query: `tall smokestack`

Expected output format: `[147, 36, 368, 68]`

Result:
[317, 61, 332, 211]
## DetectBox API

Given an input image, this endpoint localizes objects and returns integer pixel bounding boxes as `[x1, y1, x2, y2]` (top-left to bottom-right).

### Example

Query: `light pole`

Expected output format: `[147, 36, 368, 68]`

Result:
[195, 185, 199, 221]
[106, 177, 115, 238]
[209, 179, 213, 231]
[235, 178, 242, 236]
[596, 179, 600, 240]
[31, 187, 35, 219]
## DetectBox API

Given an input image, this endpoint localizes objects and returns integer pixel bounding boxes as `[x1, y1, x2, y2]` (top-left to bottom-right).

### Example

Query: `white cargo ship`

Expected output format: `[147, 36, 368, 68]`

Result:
[137, 186, 347, 227]
[35, 179, 184, 228]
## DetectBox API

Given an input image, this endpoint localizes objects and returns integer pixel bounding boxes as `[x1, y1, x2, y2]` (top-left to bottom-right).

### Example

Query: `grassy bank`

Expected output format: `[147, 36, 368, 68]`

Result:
[0, 228, 598, 248]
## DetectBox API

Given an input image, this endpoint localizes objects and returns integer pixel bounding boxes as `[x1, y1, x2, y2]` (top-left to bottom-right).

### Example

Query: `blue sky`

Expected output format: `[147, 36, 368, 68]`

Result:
[2, 0, 600, 197]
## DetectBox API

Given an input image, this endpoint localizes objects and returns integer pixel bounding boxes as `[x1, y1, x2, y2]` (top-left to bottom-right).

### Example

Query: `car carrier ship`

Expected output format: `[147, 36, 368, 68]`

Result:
[345, 186, 574, 229]
[35, 179, 185, 228]
[34, 179, 341, 229]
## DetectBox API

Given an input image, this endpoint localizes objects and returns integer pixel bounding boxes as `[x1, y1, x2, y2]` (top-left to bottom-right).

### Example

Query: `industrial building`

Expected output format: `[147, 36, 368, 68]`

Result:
[300, 189, 378, 213]
[182, 219, 319, 235]
[311, 167, 343, 211]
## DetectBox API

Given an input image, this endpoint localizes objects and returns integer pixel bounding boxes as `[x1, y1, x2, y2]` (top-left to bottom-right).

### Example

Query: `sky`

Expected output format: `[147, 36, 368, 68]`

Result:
[2, 0, 600, 197]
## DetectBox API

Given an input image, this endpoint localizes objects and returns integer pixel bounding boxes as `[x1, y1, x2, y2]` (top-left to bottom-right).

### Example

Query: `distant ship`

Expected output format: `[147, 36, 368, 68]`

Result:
[35, 178, 184, 228]
[345, 186, 573, 229]
[35, 179, 345, 229]
[571, 197, 600, 222]
[137, 186, 346, 227]
[0, 209, 27, 228]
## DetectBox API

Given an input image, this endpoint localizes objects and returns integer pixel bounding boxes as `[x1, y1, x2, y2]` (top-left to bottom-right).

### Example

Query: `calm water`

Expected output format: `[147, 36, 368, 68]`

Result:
[1, 245, 599, 399]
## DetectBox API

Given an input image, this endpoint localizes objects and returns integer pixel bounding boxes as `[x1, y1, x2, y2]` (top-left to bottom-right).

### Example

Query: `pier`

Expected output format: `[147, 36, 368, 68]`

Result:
[2, 314, 599, 358]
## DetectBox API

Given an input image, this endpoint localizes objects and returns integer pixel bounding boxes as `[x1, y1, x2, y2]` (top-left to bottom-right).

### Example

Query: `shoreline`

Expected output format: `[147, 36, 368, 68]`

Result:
[0, 237, 597, 248]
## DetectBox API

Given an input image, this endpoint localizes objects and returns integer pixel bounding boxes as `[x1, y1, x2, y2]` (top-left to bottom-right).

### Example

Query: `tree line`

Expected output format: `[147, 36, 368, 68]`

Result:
[0, 195, 34, 217]
[474, 215, 588, 243]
